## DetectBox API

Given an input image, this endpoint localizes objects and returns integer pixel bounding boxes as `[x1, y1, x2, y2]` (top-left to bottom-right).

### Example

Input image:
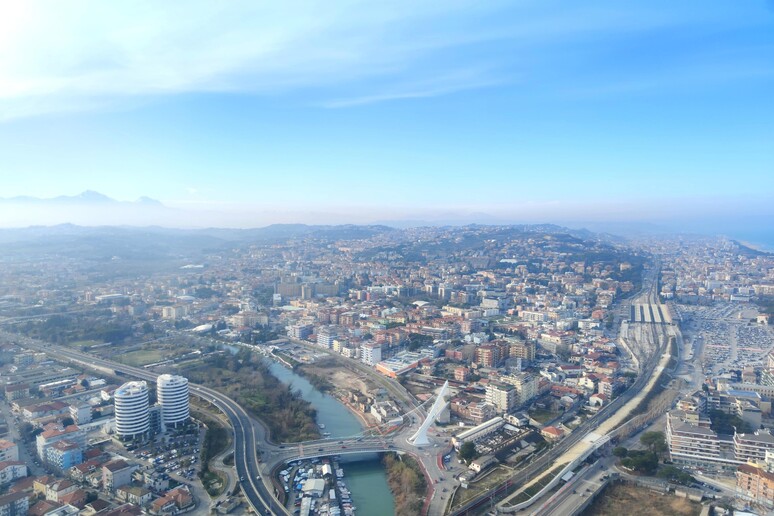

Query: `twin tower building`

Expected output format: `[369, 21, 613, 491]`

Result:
[114, 374, 190, 440]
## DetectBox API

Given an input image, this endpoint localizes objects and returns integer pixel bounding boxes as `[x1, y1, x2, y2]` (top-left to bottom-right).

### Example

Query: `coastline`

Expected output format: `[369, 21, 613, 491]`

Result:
[737, 240, 774, 254]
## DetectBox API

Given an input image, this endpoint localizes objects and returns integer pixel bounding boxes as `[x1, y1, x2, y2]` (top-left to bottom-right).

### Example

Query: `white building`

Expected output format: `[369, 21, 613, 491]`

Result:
[157, 374, 190, 428]
[69, 403, 92, 425]
[360, 343, 382, 366]
[114, 381, 150, 439]
[452, 417, 506, 449]
[485, 383, 516, 414]
[501, 372, 538, 406]
[0, 440, 18, 462]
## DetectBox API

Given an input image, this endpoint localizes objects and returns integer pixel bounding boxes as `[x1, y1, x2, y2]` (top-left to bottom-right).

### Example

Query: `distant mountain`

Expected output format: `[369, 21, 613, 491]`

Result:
[0, 190, 164, 206]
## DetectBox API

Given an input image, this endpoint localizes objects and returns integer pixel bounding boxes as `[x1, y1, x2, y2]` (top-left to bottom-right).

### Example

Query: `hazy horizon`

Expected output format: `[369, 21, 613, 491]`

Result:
[1, 1, 772, 238]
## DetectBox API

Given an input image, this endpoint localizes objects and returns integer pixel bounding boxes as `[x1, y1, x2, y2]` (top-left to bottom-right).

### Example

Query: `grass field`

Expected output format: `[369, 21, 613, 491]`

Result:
[66, 339, 102, 349]
[583, 483, 701, 516]
[115, 349, 166, 366]
[528, 408, 558, 424]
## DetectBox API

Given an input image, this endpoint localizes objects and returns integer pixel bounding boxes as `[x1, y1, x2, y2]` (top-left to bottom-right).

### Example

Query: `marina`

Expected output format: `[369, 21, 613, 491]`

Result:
[268, 361, 395, 516]
[279, 457, 358, 516]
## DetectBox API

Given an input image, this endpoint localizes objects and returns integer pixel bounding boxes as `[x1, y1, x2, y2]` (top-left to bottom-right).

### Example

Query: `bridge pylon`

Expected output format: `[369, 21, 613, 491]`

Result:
[408, 380, 449, 447]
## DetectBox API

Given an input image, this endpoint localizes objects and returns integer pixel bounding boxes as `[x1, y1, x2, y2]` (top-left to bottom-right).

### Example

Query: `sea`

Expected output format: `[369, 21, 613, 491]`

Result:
[729, 229, 774, 253]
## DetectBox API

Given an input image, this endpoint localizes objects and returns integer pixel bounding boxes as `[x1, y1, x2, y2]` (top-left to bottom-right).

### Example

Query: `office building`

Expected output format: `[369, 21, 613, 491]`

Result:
[156, 374, 189, 428]
[114, 381, 150, 440]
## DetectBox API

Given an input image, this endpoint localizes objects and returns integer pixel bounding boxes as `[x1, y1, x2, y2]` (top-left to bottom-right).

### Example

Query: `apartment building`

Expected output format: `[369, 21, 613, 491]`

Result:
[737, 463, 774, 510]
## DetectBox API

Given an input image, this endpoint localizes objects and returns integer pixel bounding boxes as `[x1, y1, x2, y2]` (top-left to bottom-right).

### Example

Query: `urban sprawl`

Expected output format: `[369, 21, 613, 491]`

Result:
[0, 225, 772, 516]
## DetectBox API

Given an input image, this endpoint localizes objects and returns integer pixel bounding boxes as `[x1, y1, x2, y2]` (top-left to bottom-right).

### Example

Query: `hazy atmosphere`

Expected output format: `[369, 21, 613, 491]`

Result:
[2, 4, 774, 516]
[1, 1, 772, 239]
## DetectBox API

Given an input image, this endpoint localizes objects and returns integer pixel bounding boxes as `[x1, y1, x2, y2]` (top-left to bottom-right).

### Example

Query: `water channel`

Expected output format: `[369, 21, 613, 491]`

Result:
[267, 362, 396, 516]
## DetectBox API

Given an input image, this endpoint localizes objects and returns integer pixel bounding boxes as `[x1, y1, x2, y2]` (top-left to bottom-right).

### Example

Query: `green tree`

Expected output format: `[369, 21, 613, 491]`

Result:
[621, 450, 658, 474]
[19, 422, 34, 442]
[657, 465, 694, 485]
[612, 446, 628, 458]
[709, 409, 751, 434]
[640, 431, 667, 456]
[458, 441, 478, 464]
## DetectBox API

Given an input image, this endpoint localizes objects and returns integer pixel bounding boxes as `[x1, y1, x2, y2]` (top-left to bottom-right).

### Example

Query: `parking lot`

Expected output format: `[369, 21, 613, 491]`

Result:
[128, 426, 203, 481]
[681, 303, 773, 373]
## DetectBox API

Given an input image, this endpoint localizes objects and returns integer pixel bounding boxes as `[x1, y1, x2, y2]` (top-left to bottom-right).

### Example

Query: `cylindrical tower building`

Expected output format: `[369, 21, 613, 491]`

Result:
[114, 381, 150, 439]
[157, 374, 190, 428]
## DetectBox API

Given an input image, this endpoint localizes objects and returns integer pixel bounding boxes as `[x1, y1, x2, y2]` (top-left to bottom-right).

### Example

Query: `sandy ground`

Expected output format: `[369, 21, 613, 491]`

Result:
[300, 361, 382, 428]
[302, 359, 376, 396]
[584, 483, 702, 516]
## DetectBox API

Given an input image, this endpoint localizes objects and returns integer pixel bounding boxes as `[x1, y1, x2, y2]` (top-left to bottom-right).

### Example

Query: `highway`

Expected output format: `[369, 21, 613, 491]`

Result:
[8, 334, 287, 516]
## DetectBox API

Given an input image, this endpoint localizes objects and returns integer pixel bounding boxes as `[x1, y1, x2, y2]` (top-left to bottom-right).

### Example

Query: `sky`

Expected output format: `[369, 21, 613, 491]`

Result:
[0, 0, 773, 231]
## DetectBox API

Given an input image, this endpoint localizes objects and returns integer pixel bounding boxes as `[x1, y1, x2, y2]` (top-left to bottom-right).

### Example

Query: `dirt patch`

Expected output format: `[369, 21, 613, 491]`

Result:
[583, 483, 701, 516]
[302, 360, 375, 396]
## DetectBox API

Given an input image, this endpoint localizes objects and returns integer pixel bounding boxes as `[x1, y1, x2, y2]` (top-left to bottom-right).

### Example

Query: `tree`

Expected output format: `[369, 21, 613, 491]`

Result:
[709, 409, 751, 435]
[612, 446, 628, 458]
[621, 450, 658, 474]
[61, 417, 75, 427]
[458, 441, 478, 464]
[19, 422, 34, 442]
[657, 465, 694, 485]
[640, 431, 667, 456]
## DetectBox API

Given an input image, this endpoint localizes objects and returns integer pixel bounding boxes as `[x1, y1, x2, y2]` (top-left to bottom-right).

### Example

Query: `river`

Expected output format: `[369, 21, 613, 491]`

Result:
[267, 361, 396, 516]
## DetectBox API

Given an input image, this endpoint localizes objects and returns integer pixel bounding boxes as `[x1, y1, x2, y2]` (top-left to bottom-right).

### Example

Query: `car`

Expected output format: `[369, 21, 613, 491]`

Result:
[240, 476, 245, 482]
[318, 448, 324, 451]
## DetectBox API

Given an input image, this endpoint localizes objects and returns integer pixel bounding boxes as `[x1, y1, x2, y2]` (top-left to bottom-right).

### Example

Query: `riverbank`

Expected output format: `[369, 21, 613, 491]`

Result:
[180, 349, 320, 442]
[294, 358, 383, 431]
[267, 360, 396, 515]
[383, 452, 427, 516]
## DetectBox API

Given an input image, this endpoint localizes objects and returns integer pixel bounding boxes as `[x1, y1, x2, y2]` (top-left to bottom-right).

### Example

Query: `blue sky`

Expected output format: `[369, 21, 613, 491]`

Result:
[0, 1, 772, 229]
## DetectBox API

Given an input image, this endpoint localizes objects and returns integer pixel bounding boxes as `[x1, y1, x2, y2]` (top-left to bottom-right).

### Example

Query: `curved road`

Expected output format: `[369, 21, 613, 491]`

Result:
[10, 335, 287, 516]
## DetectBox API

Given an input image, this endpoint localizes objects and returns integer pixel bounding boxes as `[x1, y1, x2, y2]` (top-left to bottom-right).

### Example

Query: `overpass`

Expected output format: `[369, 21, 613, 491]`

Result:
[8, 331, 457, 515]
[5, 332, 287, 516]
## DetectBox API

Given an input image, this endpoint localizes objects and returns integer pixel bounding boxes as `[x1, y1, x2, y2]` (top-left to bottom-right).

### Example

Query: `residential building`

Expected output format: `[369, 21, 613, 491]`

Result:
[666, 411, 738, 472]
[501, 372, 538, 406]
[4, 383, 30, 401]
[485, 382, 516, 414]
[36, 426, 85, 465]
[737, 463, 774, 510]
[102, 460, 136, 492]
[360, 343, 382, 366]
[0, 461, 26, 486]
[46, 441, 83, 473]
[68, 403, 91, 425]
[475, 345, 501, 368]
[0, 492, 29, 516]
[116, 485, 153, 506]
[45, 479, 78, 502]
[0, 441, 18, 462]
[508, 340, 535, 363]
[734, 430, 774, 464]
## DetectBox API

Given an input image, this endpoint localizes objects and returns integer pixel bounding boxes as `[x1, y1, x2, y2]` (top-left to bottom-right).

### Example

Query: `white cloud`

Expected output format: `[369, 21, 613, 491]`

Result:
[0, 1, 765, 119]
